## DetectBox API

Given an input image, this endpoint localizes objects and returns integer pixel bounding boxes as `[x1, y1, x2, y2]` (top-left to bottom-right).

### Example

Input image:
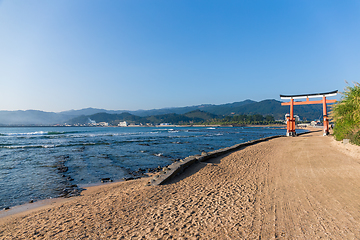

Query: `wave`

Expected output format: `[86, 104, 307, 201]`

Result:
[70, 132, 145, 138]
[4, 131, 48, 136]
[47, 131, 80, 135]
[1, 144, 55, 149]
[0, 142, 111, 149]
[1, 129, 183, 138]
[1, 131, 82, 136]
[168, 130, 179, 133]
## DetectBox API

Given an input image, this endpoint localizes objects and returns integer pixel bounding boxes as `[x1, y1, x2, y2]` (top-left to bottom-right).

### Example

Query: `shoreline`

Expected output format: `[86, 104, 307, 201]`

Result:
[0, 132, 288, 222]
[0, 179, 133, 225]
[0, 126, 294, 216]
[0, 127, 312, 221]
[2, 130, 360, 238]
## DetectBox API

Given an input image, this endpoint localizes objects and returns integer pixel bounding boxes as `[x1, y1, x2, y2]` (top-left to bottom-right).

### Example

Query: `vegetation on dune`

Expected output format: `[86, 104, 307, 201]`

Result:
[331, 82, 360, 145]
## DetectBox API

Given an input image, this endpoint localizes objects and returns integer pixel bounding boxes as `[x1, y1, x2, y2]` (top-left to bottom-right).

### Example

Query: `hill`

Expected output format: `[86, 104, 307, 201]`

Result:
[67, 112, 145, 125]
[0, 110, 73, 126]
[226, 99, 328, 121]
[130, 100, 256, 117]
[0, 99, 333, 125]
[68, 110, 219, 125]
[130, 99, 329, 121]
[183, 110, 219, 121]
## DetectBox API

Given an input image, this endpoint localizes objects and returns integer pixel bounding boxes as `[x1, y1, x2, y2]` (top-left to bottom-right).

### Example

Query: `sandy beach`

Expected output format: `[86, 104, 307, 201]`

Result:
[1, 130, 360, 239]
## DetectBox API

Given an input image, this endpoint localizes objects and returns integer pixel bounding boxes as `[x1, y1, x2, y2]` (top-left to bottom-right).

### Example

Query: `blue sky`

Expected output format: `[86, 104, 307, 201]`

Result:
[0, 0, 359, 112]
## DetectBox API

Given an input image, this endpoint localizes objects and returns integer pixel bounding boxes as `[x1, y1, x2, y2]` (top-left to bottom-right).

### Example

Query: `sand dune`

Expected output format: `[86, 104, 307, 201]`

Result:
[1, 131, 360, 239]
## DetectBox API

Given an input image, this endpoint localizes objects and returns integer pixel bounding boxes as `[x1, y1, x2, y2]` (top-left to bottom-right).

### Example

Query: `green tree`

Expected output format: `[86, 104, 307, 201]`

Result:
[265, 115, 275, 122]
[331, 82, 360, 145]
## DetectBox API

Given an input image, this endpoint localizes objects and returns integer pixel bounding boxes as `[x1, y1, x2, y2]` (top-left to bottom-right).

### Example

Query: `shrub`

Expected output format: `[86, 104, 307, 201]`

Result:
[331, 82, 360, 145]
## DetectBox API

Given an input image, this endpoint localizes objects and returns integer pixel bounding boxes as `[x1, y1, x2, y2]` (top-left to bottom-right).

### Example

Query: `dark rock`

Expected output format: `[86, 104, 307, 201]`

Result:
[29, 200, 34, 203]
[101, 178, 112, 183]
[3, 206, 10, 210]
[122, 177, 136, 181]
[58, 184, 84, 198]
[57, 166, 68, 173]
[139, 143, 150, 146]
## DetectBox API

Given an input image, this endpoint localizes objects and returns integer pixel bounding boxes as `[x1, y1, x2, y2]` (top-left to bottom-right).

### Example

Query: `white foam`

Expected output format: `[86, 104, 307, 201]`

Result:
[6, 131, 48, 136]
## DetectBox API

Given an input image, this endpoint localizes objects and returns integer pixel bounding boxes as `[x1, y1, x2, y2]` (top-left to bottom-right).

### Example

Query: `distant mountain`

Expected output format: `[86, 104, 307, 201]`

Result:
[60, 108, 109, 116]
[197, 99, 328, 121]
[183, 110, 219, 121]
[0, 110, 72, 126]
[68, 110, 219, 125]
[0, 99, 334, 125]
[130, 100, 256, 117]
[59, 107, 125, 116]
[145, 113, 193, 125]
[193, 99, 257, 116]
[67, 112, 144, 125]
[227, 100, 289, 119]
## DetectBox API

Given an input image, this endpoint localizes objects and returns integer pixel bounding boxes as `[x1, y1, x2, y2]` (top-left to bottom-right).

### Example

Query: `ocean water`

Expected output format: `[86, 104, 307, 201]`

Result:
[0, 126, 302, 209]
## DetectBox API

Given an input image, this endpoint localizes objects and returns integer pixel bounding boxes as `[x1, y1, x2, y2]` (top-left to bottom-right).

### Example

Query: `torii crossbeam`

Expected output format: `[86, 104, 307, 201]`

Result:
[280, 90, 338, 136]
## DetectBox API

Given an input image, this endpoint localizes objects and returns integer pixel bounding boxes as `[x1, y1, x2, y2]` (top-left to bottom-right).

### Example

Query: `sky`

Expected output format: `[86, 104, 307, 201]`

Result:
[0, 0, 359, 112]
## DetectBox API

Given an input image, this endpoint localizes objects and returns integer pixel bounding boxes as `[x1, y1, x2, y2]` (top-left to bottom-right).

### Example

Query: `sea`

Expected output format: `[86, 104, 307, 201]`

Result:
[0, 126, 305, 210]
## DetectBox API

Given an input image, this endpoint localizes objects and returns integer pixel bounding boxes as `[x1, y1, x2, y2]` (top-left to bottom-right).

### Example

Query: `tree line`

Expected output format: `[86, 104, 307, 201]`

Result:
[207, 114, 277, 125]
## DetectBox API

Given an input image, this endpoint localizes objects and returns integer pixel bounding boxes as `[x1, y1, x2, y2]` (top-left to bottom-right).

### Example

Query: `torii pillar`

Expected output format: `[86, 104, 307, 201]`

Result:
[280, 90, 338, 136]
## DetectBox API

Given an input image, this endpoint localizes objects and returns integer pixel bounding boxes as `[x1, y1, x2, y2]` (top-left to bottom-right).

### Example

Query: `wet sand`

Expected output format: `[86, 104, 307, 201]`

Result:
[1, 131, 360, 239]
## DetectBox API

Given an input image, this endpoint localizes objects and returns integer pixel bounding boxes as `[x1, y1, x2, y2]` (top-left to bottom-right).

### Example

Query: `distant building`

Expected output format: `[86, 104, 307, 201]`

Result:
[297, 123, 310, 128]
[98, 122, 109, 127]
[128, 123, 140, 127]
[284, 114, 301, 121]
[311, 120, 323, 126]
[160, 123, 171, 126]
[118, 121, 128, 127]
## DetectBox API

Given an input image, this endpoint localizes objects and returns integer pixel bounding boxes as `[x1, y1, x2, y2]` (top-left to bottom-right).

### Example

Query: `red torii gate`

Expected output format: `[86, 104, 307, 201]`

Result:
[280, 90, 338, 136]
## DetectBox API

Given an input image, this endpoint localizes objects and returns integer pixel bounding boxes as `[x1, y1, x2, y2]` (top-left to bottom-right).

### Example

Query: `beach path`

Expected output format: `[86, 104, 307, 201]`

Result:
[1, 131, 360, 239]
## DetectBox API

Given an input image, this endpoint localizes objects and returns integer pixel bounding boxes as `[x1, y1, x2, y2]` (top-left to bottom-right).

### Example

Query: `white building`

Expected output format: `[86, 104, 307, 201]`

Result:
[99, 122, 109, 127]
[118, 121, 128, 127]
[284, 114, 301, 121]
[311, 120, 322, 126]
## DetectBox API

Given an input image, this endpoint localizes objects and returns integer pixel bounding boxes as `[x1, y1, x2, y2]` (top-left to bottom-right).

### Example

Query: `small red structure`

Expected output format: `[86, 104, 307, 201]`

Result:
[280, 90, 338, 136]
